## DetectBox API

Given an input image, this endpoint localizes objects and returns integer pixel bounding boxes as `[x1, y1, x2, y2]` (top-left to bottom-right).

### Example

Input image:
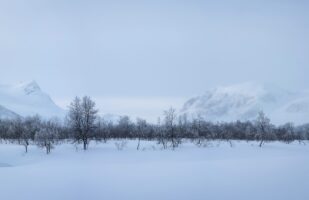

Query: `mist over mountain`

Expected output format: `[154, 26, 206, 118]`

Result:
[181, 82, 309, 125]
[1, 81, 308, 125]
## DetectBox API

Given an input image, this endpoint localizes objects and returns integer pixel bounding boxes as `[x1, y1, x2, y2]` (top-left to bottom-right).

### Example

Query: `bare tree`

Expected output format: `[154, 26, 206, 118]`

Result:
[68, 96, 98, 150]
[22, 115, 41, 153]
[177, 113, 189, 139]
[191, 116, 202, 146]
[136, 118, 147, 150]
[255, 111, 273, 147]
[35, 120, 59, 154]
[9, 117, 29, 152]
[0, 119, 10, 141]
[278, 122, 295, 144]
[156, 117, 168, 149]
[117, 116, 133, 138]
[163, 107, 180, 149]
[95, 116, 111, 143]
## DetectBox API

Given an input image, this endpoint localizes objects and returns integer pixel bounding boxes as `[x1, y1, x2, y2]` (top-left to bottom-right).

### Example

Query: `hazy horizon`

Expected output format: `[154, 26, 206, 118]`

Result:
[1, 0, 309, 122]
[1, 79, 308, 124]
[1, 0, 308, 98]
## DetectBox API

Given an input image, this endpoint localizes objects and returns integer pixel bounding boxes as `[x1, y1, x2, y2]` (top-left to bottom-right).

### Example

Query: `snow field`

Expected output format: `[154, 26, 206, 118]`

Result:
[0, 140, 308, 200]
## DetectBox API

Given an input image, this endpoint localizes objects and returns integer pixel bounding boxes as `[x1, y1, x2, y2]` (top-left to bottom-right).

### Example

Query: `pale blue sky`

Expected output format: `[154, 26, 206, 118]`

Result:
[0, 0, 308, 119]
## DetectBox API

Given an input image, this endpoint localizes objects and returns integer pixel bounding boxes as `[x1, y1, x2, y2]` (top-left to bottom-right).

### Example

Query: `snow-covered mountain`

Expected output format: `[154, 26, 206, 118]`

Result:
[181, 82, 309, 125]
[0, 81, 65, 119]
[0, 105, 19, 119]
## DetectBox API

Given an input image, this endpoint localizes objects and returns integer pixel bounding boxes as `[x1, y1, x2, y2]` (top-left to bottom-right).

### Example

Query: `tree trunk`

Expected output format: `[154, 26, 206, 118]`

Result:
[83, 140, 87, 150]
[137, 138, 141, 150]
[25, 145, 28, 153]
[229, 140, 233, 147]
[259, 139, 264, 147]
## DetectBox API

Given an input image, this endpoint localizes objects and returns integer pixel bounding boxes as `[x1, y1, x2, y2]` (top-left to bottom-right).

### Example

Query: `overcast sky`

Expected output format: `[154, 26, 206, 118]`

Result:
[0, 0, 308, 120]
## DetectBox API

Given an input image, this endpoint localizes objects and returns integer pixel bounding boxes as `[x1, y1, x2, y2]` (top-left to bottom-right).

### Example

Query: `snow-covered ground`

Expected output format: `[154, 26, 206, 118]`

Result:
[0, 140, 308, 200]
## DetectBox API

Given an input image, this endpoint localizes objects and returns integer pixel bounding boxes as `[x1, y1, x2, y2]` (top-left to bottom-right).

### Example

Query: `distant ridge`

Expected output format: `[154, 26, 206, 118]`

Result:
[181, 82, 309, 125]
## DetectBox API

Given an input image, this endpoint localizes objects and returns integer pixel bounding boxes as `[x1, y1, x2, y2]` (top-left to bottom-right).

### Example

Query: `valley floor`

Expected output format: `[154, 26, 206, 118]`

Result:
[0, 140, 308, 200]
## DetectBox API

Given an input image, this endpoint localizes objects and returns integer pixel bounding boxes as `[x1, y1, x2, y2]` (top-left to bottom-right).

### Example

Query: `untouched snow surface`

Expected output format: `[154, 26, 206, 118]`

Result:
[0, 140, 308, 200]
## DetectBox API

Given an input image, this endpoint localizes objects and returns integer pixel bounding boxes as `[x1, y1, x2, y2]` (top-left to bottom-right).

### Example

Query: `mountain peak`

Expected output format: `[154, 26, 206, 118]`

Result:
[0, 80, 65, 119]
[16, 80, 41, 95]
[209, 82, 263, 97]
[181, 82, 307, 125]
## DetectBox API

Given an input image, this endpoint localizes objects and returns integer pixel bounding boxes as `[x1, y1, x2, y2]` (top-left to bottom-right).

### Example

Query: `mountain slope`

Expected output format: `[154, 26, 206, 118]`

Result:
[181, 82, 309, 125]
[0, 81, 65, 119]
[0, 105, 19, 119]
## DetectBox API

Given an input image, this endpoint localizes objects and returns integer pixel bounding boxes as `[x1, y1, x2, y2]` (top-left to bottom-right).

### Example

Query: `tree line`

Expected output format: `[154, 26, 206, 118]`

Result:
[0, 96, 308, 154]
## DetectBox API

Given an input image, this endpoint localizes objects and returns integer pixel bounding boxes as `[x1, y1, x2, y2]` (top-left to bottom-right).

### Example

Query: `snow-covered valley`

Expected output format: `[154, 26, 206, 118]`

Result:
[0, 140, 308, 200]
